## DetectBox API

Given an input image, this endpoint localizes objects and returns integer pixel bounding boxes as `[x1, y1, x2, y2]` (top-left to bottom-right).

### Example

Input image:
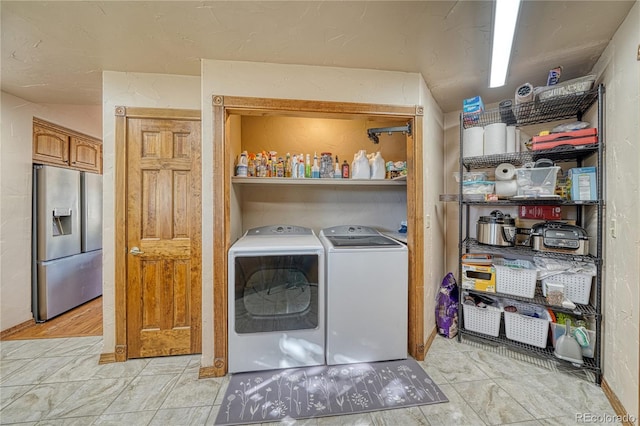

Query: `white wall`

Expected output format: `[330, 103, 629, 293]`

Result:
[101, 72, 201, 352]
[0, 92, 101, 331]
[590, 2, 639, 418]
[201, 59, 444, 367]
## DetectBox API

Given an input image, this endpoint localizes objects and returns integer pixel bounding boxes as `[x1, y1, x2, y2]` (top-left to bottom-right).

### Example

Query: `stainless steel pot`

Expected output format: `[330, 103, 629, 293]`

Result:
[477, 210, 517, 246]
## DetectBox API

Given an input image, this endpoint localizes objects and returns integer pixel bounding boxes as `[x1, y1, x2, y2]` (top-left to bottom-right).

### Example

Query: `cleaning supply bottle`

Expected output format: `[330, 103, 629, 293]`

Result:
[371, 151, 386, 180]
[305, 154, 311, 178]
[285, 153, 292, 178]
[334, 155, 342, 178]
[312, 152, 320, 178]
[276, 157, 284, 177]
[342, 160, 350, 179]
[291, 154, 298, 178]
[298, 155, 305, 179]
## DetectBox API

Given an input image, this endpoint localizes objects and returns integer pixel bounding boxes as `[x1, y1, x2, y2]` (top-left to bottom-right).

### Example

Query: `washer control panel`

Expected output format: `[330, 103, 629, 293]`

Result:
[246, 225, 313, 236]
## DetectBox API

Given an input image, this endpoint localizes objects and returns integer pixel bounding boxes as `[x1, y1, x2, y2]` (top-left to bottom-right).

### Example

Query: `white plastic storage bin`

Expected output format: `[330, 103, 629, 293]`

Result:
[494, 259, 538, 298]
[463, 303, 502, 337]
[541, 272, 594, 305]
[516, 166, 561, 197]
[503, 300, 550, 348]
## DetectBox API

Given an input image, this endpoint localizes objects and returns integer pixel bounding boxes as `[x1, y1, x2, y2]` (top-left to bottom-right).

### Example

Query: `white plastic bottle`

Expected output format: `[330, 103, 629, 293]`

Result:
[298, 155, 306, 179]
[305, 154, 311, 178]
[371, 151, 386, 180]
[291, 154, 298, 178]
[312, 152, 320, 178]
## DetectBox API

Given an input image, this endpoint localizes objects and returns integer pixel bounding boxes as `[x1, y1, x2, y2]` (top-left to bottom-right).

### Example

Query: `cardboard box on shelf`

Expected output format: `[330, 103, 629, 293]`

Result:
[462, 96, 484, 125]
[461, 263, 496, 293]
[519, 205, 562, 220]
[569, 167, 597, 201]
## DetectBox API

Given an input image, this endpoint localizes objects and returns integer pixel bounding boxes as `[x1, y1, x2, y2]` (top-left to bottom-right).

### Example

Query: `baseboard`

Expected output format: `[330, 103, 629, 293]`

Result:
[98, 353, 117, 364]
[0, 319, 35, 340]
[424, 326, 438, 354]
[601, 378, 635, 426]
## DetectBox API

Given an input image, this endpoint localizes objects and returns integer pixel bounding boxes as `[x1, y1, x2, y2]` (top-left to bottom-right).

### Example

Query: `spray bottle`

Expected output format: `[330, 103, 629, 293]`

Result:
[305, 154, 311, 178]
[312, 152, 320, 178]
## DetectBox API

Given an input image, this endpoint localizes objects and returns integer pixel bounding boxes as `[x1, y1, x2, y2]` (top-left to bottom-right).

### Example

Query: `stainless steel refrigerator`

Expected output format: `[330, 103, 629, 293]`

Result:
[31, 164, 103, 322]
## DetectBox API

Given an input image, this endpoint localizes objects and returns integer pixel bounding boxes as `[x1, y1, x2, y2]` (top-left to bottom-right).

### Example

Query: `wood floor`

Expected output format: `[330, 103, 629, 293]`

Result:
[1, 297, 102, 341]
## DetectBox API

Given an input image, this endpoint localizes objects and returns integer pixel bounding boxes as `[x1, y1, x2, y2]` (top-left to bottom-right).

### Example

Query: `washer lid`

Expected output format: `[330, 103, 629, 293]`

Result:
[245, 225, 313, 236]
[321, 225, 379, 236]
[325, 234, 403, 248]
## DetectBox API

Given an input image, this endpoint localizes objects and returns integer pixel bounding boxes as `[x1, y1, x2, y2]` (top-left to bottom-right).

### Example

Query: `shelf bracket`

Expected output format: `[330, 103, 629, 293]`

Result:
[367, 122, 412, 144]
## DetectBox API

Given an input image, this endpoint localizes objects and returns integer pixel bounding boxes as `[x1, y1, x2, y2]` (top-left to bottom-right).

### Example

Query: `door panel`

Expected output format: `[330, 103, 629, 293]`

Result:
[33, 124, 70, 166]
[126, 117, 201, 358]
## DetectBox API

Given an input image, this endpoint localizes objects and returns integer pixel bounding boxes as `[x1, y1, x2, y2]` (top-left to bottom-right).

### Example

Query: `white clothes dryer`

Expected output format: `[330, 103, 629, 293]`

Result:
[228, 225, 325, 373]
[319, 225, 408, 365]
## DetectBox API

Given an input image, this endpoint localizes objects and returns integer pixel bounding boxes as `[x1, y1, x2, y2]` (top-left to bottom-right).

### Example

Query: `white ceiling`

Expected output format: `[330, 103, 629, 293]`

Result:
[1, 1, 635, 113]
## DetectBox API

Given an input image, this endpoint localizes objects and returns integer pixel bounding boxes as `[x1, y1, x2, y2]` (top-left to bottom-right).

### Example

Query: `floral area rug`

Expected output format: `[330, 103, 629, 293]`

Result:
[214, 358, 448, 425]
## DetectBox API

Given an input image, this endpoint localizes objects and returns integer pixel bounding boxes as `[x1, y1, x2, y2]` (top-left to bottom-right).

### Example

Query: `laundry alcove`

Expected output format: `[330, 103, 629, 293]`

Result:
[205, 95, 427, 377]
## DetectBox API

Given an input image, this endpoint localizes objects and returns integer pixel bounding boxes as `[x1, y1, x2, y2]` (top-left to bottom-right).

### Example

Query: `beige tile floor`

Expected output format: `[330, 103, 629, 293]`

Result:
[0, 335, 617, 425]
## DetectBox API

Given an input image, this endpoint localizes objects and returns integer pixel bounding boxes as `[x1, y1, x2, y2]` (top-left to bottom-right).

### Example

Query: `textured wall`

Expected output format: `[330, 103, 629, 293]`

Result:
[0, 92, 101, 331]
[590, 2, 639, 419]
[419, 79, 445, 342]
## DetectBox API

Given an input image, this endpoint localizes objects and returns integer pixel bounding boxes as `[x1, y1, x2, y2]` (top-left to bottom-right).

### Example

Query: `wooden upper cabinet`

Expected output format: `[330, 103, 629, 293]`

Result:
[33, 123, 70, 166]
[70, 136, 102, 173]
[33, 118, 102, 174]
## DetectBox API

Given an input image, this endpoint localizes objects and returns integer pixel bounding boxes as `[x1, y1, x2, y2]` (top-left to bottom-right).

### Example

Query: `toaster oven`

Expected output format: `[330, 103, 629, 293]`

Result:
[530, 222, 589, 255]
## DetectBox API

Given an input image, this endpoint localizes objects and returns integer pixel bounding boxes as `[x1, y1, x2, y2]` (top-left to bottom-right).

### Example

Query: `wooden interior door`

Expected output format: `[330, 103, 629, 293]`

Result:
[125, 116, 202, 358]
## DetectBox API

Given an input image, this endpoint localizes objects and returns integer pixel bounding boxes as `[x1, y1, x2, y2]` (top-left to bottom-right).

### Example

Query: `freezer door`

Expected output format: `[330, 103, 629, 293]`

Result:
[36, 165, 81, 261]
[35, 250, 102, 321]
[81, 172, 103, 252]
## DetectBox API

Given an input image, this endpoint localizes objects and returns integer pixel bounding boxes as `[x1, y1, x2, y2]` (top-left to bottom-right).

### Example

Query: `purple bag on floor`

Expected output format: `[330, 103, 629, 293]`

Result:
[436, 272, 459, 338]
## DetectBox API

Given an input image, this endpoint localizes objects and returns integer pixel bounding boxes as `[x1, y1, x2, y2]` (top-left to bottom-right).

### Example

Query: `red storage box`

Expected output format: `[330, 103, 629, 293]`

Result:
[519, 205, 562, 220]
[532, 128, 598, 150]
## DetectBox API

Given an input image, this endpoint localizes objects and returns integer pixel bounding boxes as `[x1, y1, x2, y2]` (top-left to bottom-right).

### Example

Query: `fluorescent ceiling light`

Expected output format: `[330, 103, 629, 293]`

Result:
[489, 0, 522, 88]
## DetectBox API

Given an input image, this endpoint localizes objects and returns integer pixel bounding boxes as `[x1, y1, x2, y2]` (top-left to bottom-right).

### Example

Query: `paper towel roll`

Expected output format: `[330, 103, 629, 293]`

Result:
[495, 163, 516, 181]
[484, 123, 507, 155]
[463, 127, 484, 157]
[515, 128, 521, 152]
[506, 126, 516, 152]
[495, 180, 518, 197]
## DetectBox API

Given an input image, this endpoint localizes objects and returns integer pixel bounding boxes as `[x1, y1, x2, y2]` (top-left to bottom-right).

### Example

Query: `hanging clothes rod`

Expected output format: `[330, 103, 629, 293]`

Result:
[366, 122, 412, 144]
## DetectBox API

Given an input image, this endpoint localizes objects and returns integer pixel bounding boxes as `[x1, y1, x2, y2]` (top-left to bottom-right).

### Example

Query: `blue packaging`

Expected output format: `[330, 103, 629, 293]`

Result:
[463, 96, 484, 124]
[463, 96, 484, 113]
[569, 167, 597, 200]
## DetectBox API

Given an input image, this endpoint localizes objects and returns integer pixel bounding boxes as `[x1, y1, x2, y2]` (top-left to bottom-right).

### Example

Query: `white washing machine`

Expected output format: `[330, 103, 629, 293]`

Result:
[228, 225, 325, 373]
[319, 225, 408, 365]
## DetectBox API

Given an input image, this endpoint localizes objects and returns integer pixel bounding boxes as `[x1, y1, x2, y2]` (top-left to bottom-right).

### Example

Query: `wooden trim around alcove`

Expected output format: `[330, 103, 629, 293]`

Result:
[210, 96, 426, 376]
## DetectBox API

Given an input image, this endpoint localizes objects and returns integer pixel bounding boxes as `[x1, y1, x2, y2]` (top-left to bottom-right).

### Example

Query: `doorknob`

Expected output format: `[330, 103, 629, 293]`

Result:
[129, 246, 144, 255]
